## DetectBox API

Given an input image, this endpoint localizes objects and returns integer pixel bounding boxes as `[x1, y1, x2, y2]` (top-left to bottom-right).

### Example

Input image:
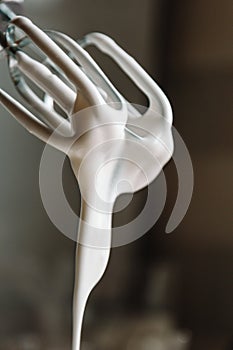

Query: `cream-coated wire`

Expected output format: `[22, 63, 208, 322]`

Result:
[0, 15, 174, 350]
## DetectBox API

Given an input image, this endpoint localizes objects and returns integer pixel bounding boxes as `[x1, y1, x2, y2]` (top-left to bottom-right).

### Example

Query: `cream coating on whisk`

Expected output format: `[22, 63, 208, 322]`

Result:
[0, 15, 173, 350]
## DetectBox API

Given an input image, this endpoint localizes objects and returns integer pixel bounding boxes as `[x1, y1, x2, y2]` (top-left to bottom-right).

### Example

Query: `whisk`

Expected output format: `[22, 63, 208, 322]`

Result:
[0, 4, 174, 350]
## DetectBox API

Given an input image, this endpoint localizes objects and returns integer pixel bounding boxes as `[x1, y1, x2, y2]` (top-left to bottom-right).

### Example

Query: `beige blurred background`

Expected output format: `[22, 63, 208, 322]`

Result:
[0, 0, 232, 349]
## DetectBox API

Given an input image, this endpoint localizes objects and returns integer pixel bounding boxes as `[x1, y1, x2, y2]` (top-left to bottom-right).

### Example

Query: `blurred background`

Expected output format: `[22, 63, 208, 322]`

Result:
[0, 0, 232, 349]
